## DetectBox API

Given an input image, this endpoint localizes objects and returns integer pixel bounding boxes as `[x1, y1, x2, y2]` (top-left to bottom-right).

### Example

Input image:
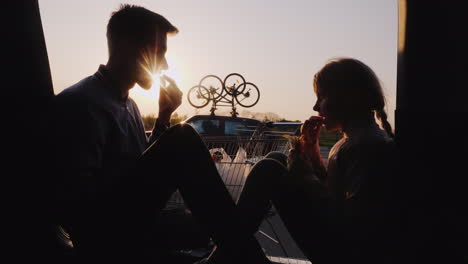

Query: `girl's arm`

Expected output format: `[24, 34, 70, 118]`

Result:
[297, 116, 327, 181]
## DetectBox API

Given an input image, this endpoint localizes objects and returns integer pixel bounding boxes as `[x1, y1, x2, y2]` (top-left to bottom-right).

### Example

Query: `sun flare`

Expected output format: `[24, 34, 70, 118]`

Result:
[131, 55, 181, 100]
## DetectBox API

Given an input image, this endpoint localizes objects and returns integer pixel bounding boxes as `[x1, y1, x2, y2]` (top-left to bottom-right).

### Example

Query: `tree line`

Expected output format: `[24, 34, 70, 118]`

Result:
[141, 112, 188, 130]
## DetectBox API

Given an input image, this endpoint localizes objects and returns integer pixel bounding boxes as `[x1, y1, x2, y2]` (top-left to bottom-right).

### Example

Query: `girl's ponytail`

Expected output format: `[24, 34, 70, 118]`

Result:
[375, 108, 394, 138]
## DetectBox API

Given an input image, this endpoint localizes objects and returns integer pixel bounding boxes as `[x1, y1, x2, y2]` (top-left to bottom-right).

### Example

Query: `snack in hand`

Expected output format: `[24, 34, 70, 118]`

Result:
[299, 116, 325, 152]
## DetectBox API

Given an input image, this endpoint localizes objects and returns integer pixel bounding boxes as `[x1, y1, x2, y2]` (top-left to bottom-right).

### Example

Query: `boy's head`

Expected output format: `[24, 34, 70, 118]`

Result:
[106, 4, 178, 88]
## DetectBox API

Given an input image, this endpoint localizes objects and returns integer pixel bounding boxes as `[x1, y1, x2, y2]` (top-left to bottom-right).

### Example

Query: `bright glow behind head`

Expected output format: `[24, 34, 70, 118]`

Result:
[160, 56, 181, 85]
[130, 55, 181, 101]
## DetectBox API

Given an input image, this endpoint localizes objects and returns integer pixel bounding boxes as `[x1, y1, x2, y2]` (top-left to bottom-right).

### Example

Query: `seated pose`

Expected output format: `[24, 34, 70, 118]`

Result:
[235, 57, 399, 264]
[53, 4, 270, 264]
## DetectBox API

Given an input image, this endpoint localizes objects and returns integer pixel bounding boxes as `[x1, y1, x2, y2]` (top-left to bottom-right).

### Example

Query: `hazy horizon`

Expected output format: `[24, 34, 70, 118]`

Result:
[39, 0, 397, 126]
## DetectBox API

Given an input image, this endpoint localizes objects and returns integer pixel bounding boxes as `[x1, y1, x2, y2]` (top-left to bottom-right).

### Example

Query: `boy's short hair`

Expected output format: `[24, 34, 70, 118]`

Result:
[106, 4, 178, 55]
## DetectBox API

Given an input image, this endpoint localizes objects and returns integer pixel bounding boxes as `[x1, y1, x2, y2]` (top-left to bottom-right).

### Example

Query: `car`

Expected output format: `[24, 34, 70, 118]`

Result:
[183, 115, 263, 137]
[183, 115, 302, 159]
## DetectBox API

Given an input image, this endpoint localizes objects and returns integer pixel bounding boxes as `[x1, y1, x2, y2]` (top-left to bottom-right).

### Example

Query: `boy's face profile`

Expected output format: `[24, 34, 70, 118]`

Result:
[155, 33, 169, 73]
[135, 32, 168, 90]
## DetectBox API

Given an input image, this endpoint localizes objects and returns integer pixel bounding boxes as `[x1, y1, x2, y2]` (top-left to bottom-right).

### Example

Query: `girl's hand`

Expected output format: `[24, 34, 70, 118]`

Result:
[298, 116, 327, 180]
[287, 116, 327, 183]
[300, 116, 325, 153]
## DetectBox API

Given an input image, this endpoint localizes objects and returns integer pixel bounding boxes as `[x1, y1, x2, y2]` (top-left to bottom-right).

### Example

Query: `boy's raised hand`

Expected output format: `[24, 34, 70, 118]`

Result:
[158, 75, 182, 123]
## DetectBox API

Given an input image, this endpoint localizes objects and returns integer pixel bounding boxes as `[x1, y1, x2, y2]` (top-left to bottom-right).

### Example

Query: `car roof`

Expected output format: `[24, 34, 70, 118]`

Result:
[184, 115, 262, 123]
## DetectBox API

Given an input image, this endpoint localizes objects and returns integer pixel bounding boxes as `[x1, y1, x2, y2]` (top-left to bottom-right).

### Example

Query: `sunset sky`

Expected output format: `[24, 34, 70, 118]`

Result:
[39, 0, 397, 125]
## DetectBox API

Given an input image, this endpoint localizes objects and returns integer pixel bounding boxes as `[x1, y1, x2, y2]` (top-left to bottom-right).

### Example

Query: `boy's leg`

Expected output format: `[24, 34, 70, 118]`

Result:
[120, 124, 269, 263]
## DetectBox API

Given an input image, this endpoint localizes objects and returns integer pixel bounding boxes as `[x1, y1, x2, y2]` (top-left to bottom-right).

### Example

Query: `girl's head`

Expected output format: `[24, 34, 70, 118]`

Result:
[313, 57, 394, 138]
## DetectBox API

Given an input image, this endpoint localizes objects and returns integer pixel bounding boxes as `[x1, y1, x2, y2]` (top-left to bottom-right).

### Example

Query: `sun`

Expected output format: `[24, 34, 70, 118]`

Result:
[130, 55, 181, 112]
[160, 55, 181, 87]
[130, 54, 181, 100]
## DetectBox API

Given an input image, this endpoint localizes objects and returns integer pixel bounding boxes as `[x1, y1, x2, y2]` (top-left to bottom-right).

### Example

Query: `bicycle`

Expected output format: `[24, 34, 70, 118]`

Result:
[187, 73, 260, 117]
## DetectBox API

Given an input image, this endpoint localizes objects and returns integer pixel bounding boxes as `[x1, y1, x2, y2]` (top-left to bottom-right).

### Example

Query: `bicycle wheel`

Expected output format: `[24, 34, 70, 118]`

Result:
[198, 75, 224, 100]
[234, 82, 260, 108]
[223, 73, 246, 95]
[188, 85, 211, 108]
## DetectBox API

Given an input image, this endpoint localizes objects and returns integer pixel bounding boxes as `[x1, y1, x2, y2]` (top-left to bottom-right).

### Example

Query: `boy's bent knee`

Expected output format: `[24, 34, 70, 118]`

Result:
[180, 123, 199, 135]
[164, 123, 205, 149]
[170, 123, 200, 138]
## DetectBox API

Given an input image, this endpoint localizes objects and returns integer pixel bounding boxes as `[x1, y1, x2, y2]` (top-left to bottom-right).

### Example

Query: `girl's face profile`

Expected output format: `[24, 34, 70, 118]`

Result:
[313, 87, 342, 132]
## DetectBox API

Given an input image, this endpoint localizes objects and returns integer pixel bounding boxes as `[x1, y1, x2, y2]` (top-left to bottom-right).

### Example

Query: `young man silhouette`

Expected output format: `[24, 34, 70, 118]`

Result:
[54, 4, 270, 264]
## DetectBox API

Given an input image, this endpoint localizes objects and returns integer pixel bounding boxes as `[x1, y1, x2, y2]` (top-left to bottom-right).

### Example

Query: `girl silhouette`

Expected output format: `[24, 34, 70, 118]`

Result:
[235, 57, 399, 264]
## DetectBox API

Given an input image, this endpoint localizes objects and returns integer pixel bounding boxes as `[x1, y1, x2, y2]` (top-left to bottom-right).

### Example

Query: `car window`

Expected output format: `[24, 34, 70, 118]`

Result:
[190, 119, 222, 135]
[225, 120, 259, 136]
